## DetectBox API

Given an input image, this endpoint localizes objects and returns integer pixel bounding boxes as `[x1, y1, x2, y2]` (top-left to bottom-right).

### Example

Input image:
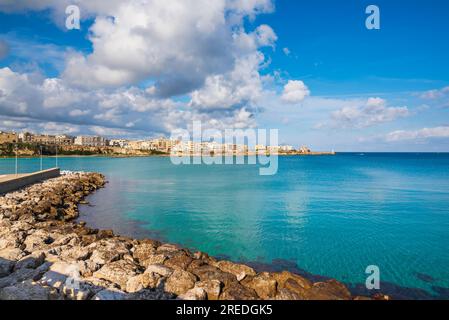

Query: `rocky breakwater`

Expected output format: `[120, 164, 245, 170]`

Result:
[0, 172, 371, 300]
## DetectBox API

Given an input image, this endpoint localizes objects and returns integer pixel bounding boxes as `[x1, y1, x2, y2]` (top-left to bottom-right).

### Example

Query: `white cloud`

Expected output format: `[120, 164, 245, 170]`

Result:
[60, 0, 275, 97]
[189, 53, 265, 110]
[0, 67, 259, 137]
[318, 97, 409, 129]
[281, 80, 310, 104]
[0, 119, 26, 129]
[0, 0, 313, 139]
[254, 24, 277, 48]
[39, 122, 80, 135]
[419, 86, 449, 100]
[282, 47, 290, 56]
[69, 109, 90, 117]
[386, 126, 449, 142]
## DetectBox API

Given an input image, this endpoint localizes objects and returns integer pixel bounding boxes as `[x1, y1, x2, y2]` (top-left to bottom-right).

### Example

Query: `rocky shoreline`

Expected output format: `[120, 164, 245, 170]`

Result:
[0, 172, 378, 300]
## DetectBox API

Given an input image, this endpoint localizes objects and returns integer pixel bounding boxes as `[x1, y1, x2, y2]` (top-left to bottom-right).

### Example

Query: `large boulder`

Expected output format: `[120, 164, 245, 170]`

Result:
[0, 262, 51, 289]
[145, 264, 173, 277]
[164, 252, 193, 270]
[0, 258, 15, 278]
[13, 252, 46, 270]
[213, 260, 256, 281]
[194, 280, 222, 300]
[92, 288, 128, 300]
[164, 269, 197, 296]
[220, 282, 259, 300]
[190, 264, 237, 288]
[140, 253, 168, 268]
[92, 259, 140, 289]
[273, 271, 312, 290]
[132, 242, 157, 262]
[0, 248, 25, 261]
[241, 272, 278, 299]
[301, 280, 352, 300]
[88, 239, 131, 266]
[23, 230, 55, 252]
[275, 288, 303, 300]
[178, 287, 207, 300]
[0, 280, 59, 300]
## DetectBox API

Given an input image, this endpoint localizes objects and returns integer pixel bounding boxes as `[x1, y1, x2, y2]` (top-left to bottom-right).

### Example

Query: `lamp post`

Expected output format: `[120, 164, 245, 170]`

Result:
[15, 144, 18, 176]
[40, 145, 43, 171]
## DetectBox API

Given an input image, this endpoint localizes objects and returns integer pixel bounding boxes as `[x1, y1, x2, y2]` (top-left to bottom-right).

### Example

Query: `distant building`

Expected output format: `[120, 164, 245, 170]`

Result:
[31, 134, 57, 145]
[55, 135, 75, 145]
[18, 132, 33, 143]
[298, 146, 311, 154]
[127, 140, 153, 150]
[279, 145, 293, 153]
[74, 136, 106, 147]
[267, 146, 280, 153]
[0, 131, 18, 144]
[151, 138, 180, 153]
[109, 139, 129, 148]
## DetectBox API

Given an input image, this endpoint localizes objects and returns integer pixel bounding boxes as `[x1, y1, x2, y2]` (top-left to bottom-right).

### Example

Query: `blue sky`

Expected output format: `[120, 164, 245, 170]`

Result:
[0, 0, 449, 151]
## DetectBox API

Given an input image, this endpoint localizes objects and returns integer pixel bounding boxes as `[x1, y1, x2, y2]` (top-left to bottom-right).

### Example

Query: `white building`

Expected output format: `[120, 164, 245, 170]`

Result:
[74, 136, 106, 147]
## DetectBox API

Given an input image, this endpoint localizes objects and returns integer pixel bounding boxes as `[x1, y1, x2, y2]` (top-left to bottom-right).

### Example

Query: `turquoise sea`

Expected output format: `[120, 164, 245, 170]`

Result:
[1, 153, 449, 299]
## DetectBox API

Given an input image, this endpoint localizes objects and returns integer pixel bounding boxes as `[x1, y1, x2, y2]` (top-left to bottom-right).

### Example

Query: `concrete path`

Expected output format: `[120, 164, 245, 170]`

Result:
[0, 168, 60, 194]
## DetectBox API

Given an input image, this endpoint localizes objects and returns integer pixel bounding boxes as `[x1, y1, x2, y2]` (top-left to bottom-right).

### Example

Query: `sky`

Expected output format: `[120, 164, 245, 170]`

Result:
[0, 0, 449, 151]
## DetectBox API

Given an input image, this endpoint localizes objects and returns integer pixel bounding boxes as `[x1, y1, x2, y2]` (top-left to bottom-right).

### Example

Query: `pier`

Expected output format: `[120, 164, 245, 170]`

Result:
[0, 168, 60, 194]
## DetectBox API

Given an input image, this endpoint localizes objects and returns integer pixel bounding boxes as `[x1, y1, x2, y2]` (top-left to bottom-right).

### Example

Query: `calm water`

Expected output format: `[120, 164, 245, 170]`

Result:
[1, 153, 449, 299]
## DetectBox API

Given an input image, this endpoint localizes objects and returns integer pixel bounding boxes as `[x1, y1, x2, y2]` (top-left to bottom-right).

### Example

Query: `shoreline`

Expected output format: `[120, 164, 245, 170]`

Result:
[0, 151, 337, 160]
[0, 172, 381, 300]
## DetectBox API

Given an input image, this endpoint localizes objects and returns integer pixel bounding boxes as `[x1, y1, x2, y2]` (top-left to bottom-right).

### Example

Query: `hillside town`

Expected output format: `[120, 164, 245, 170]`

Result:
[0, 130, 324, 156]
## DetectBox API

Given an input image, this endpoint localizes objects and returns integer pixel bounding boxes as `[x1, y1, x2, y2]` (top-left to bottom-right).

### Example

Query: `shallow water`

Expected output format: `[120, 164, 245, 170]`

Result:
[2, 153, 449, 298]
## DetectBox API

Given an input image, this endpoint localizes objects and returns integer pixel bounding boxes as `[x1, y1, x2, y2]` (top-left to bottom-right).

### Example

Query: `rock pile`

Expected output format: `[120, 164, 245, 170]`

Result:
[0, 173, 369, 300]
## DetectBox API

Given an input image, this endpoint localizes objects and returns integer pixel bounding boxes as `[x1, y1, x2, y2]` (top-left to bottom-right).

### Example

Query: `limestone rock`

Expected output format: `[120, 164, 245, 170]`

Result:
[241, 272, 278, 299]
[0, 258, 15, 277]
[132, 242, 157, 262]
[275, 288, 302, 300]
[191, 264, 237, 288]
[0, 262, 51, 289]
[195, 280, 222, 300]
[273, 271, 312, 290]
[164, 252, 193, 270]
[88, 239, 130, 266]
[126, 275, 144, 293]
[301, 280, 352, 300]
[220, 282, 259, 300]
[145, 264, 173, 277]
[178, 287, 207, 300]
[0, 280, 59, 300]
[93, 259, 139, 289]
[140, 253, 168, 267]
[213, 260, 256, 281]
[92, 288, 128, 300]
[164, 269, 197, 296]
[23, 230, 55, 252]
[14, 252, 46, 270]
[0, 248, 25, 261]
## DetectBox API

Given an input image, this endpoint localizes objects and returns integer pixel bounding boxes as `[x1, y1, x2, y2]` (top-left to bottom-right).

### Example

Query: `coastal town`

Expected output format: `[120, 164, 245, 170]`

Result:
[0, 130, 334, 157]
